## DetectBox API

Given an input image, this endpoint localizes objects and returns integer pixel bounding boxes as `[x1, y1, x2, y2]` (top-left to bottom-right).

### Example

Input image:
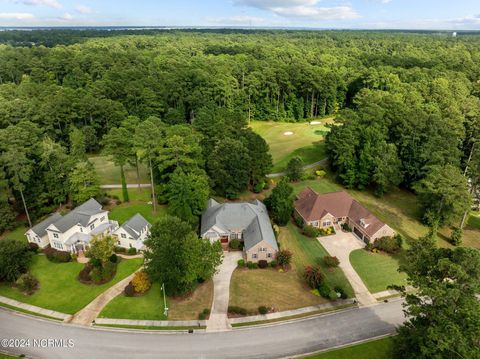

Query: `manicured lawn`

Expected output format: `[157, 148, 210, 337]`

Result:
[229, 268, 328, 313]
[89, 155, 149, 185]
[467, 212, 480, 230]
[100, 281, 213, 320]
[106, 188, 168, 224]
[304, 336, 395, 359]
[0, 255, 143, 314]
[0, 225, 28, 243]
[350, 250, 407, 293]
[250, 119, 333, 172]
[279, 223, 354, 297]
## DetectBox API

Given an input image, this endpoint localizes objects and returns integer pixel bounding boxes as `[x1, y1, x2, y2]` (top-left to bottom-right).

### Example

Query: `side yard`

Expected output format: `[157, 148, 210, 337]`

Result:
[99, 281, 213, 321]
[89, 155, 149, 185]
[0, 255, 143, 314]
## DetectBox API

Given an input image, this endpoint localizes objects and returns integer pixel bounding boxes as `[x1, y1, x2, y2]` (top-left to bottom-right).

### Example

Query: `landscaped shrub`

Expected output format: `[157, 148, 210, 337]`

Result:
[341, 223, 351, 232]
[109, 253, 118, 263]
[323, 256, 340, 268]
[319, 226, 335, 236]
[27, 242, 39, 253]
[228, 306, 248, 316]
[247, 261, 255, 269]
[124, 282, 135, 297]
[44, 247, 72, 263]
[229, 239, 241, 250]
[132, 271, 151, 294]
[334, 286, 348, 300]
[276, 250, 293, 268]
[304, 265, 323, 289]
[318, 283, 333, 299]
[237, 259, 245, 267]
[258, 306, 268, 315]
[199, 308, 210, 320]
[303, 225, 321, 238]
[15, 273, 39, 295]
[89, 257, 102, 268]
[373, 236, 401, 254]
[258, 260, 268, 269]
[78, 264, 92, 282]
[294, 216, 304, 228]
[127, 247, 137, 255]
[89, 261, 117, 284]
[315, 170, 327, 177]
[269, 260, 278, 268]
[114, 246, 126, 254]
[449, 228, 462, 246]
[253, 181, 266, 193]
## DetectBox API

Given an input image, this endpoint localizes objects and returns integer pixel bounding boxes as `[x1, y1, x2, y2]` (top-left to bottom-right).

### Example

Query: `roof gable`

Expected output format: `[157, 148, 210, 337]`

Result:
[28, 213, 63, 237]
[120, 213, 151, 240]
[46, 198, 104, 233]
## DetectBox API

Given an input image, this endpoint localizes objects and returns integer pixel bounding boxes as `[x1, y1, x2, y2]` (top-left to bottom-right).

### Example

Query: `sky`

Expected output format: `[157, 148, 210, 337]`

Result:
[0, 0, 479, 30]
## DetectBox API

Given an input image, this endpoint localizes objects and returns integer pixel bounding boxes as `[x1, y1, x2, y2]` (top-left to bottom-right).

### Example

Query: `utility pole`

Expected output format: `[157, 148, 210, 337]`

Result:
[162, 283, 168, 317]
[460, 142, 476, 229]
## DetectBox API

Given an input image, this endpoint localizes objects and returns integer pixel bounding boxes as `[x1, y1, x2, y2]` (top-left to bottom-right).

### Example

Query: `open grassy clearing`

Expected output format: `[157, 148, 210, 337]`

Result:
[303, 336, 395, 359]
[0, 255, 143, 314]
[467, 212, 480, 230]
[105, 188, 168, 224]
[0, 225, 28, 243]
[89, 155, 149, 185]
[349, 250, 407, 293]
[250, 119, 333, 172]
[100, 281, 213, 321]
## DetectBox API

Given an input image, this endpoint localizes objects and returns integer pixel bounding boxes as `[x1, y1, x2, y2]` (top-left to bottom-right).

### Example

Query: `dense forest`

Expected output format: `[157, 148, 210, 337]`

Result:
[0, 29, 479, 233]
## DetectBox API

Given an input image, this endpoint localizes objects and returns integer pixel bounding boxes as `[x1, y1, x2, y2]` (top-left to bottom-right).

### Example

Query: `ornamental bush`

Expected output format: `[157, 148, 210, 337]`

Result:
[228, 306, 247, 316]
[15, 273, 39, 295]
[109, 253, 118, 263]
[318, 283, 333, 299]
[276, 250, 293, 268]
[258, 306, 268, 315]
[229, 239, 241, 250]
[269, 260, 278, 268]
[132, 271, 151, 294]
[304, 265, 323, 289]
[27, 242, 39, 254]
[44, 246, 71, 263]
[323, 256, 340, 268]
[373, 236, 401, 254]
[124, 282, 135, 297]
[334, 286, 348, 299]
[237, 259, 245, 267]
[127, 247, 137, 255]
[258, 260, 268, 269]
[303, 225, 320, 238]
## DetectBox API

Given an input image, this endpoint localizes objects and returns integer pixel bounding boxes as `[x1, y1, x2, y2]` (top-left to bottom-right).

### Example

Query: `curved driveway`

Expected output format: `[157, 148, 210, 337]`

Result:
[0, 299, 404, 359]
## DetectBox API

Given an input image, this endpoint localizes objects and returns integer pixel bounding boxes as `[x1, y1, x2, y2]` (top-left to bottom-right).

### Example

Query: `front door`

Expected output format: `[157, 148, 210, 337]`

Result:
[220, 236, 229, 244]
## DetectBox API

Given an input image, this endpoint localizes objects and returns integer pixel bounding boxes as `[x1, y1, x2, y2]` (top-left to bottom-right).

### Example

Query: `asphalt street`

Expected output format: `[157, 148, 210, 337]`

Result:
[0, 299, 404, 359]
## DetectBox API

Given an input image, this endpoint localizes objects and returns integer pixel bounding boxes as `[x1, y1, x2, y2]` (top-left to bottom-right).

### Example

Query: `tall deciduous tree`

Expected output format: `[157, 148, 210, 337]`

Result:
[69, 126, 87, 161]
[68, 161, 101, 204]
[144, 216, 222, 295]
[241, 129, 273, 187]
[103, 126, 132, 202]
[264, 178, 294, 226]
[394, 236, 480, 358]
[286, 156, 303, 182]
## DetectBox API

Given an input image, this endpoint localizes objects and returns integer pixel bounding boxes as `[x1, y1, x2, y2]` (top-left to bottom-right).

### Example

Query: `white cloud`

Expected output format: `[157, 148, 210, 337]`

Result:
[0, 12, 35, 20]
[206, 15, 268, 25]
[58, 12, 73, 20]
[234, 0, 359, 21]
[75, 5, 93, 14]
[17, 0, 62, 9]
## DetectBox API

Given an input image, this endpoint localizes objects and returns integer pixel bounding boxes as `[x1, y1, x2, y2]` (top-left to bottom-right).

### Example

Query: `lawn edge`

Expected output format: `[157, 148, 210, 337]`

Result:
[0, 302, 63, 322]
[94, 324, 206, 332]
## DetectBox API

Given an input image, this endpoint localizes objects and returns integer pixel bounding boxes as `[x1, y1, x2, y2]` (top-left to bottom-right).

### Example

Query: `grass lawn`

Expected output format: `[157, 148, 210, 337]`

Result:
[250, 119, 333, 172]
[100, 281, 213, 320]
[0, 225, 28, 243]
[304, 336, 395, 359]
[105, 188, 168, 224]
[0, 255, 143, 314]
[89, 155, 149, 185]
[467, 212, 480, 230]
[279, 223, 354, 297]
[350, 250, 407, 293]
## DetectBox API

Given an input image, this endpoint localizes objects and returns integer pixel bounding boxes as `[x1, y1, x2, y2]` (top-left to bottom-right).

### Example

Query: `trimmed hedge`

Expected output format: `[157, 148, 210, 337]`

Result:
[323, 255, 340, 268]
[258, 306, 268, 315]
[237, 259, 246, 267]
[44, 246, 72, 263]
[228, 306, 248, 316]
[258, 260, 268, 269]
[127, 247, 137, 255]
[229, 239, 241, 250]
[303, 225, 320, 238]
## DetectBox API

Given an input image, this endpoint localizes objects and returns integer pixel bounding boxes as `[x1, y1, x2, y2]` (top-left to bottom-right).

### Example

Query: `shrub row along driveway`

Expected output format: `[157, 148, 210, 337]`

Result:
[318, 232, 377, 306]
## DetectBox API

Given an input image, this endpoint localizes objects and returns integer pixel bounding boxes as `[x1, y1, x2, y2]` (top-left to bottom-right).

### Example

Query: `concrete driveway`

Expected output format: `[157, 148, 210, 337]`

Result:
[318, 231, 377, 306]
[206, 251, 243, 332]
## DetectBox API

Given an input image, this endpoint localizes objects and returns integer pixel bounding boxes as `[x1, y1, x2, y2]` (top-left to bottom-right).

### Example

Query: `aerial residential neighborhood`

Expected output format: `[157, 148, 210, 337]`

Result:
[0, 2, 479, 359]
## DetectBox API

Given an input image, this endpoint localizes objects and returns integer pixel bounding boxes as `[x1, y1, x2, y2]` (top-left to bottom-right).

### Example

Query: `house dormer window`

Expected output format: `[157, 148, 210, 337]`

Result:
[360, 219, 369, 228]
[90, 224, 95, 230]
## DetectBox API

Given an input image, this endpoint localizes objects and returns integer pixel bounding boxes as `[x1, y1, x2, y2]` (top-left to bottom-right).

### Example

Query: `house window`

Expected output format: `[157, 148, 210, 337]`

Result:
[129, 244, 132, 248]
[53, 233, 59, 238]
[323, 221, 331, 227]
[117, 241, 121, 245]
[80, 227, 83, 232]
[259, 247, 267, 252]
[252, 254, 257, 259]
[100, 216, 105, 222]
[121, 233, 126, 239]
[53, 241, 63, 250]
[312, 221, 319, 227]
[90, 224, 95, 230]
[267, 253, 272, 258]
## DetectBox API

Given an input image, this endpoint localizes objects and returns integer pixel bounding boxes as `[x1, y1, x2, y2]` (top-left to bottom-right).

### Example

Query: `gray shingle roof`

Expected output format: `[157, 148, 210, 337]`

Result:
[121, 213, 151, 240]
[201, 200, 278, 251]
[29, 213, 63, 237]
[49, 198, 104, 233]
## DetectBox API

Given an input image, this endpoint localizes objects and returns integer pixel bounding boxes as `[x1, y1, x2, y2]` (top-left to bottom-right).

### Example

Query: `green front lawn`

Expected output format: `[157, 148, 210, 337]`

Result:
[0, 255, 143, 314]
[304, 336, 395, 359]
[349, 250, 407, 293]
[100, 280, 213, 320]
[106, 188, 168, 224]
[89, 155, 149, 185]
[250, 119, 333, 172]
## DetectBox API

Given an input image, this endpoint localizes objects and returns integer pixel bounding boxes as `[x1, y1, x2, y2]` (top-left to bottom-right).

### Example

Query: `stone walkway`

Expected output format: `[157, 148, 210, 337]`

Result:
[69, 269, 140, 326]
[206, 251, 243, 332]
[0, 295, 71, 321]
[318, 232, 377, 307]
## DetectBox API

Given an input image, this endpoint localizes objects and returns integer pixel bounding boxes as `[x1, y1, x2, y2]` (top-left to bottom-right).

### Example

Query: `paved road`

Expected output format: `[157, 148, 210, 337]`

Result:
[0, 299, 404, 359]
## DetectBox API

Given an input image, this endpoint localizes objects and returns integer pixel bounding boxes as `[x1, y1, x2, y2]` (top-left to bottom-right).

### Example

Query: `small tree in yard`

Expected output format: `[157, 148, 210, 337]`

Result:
[68, 161, 101, 204]
[286, 156, 303, 182]
[15, 273, 39, 295]
[131, 271, 151, 294]
[449, 227, 462, 246]
[323, 256, 340, 268]
[304, 265, 323, 289]
[276, 250, 293, 268]
[0, 239, 32, 282]
[264, 178, 294, 226]
[86, 235, 116, 264]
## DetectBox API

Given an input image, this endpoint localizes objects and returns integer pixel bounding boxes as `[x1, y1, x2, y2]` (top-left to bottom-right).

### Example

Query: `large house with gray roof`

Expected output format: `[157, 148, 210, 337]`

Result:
[25, 198, 151, 254]
[201, 199, 278, 263]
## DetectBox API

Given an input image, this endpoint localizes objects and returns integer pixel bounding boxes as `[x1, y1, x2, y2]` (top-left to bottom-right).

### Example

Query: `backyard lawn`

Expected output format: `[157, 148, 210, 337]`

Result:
[349, 250, 407, 293]
[304, 336, 395, 359]
[100, 281, 213, 320]
[105, 188, 168, 224]
[0, 255, 143, 314]
[0, 225, 28, 243]
[89, 155, 149, 185]
[250, 119, 333, 172]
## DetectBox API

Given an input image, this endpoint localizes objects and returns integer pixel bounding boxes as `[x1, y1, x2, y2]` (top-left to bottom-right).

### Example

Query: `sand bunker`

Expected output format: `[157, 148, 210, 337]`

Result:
[310, 121, 322, 125]
[284, 131, 294, 136]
